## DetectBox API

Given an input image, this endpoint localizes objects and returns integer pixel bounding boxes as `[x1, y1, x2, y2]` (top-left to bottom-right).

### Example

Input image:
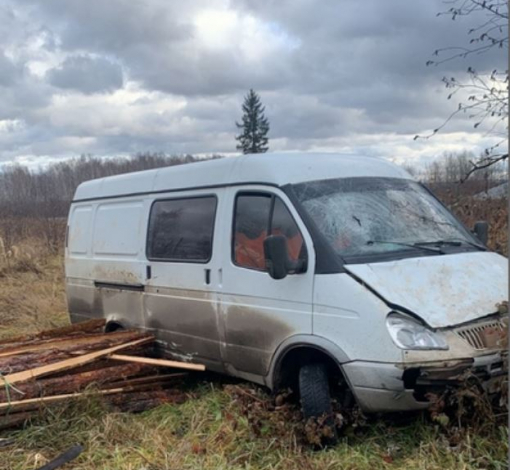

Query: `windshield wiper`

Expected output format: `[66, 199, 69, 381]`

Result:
[366, 240, 442, 253]
[414, 239, 487, 251]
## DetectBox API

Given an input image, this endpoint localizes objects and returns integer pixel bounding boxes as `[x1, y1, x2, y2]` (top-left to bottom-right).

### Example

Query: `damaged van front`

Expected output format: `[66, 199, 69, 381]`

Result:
[344, 251, 508, 412]
[289, 176, 508, 413]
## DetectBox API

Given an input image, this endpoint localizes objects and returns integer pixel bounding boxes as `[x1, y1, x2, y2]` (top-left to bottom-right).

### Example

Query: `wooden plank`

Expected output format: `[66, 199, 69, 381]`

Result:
[0, 387, 127, 411]
[0, 337, 153, 388]
[109, 354, 206, 371]
[106, 389, 185, 412]
[0, 363, 152, 402]
[0, 385, 182, 412]
[0, 332, 152, 374]
[0, 330, 148, 358]
[104, 373, 188, 389]
[0, 411, 35, 430]
[0, 319, 106, 347]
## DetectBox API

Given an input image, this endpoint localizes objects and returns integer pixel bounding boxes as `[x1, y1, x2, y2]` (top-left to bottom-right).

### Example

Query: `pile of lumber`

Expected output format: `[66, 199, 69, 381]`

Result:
[0, 319, 205, 430]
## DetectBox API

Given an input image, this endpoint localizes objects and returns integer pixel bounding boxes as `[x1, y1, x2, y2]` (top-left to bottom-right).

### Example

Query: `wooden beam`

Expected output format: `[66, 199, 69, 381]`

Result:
[0, 411, 35, 431]
[104, 373, 188, 389]
[109, 354, 205, 371]
[0, 330, 148, 358]
[0, 387, 127, 411]
[0, 362, 152, 402]
[0, 337, 153, 388]
[0, 386, 181, 412]
[0, 319, 106, 347]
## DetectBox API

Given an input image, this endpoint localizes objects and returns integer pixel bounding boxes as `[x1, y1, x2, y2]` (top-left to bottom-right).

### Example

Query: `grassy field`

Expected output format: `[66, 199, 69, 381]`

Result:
[0, 254, 68, 341]
[0, 252, 508, 470]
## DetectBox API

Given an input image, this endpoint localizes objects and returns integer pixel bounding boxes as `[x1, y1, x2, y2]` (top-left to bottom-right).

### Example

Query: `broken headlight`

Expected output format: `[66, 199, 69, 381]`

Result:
[386, 313, 448, 350]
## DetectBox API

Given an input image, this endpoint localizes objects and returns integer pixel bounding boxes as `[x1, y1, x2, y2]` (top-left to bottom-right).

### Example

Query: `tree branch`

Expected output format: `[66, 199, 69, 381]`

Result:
[460, 153, 508, 182]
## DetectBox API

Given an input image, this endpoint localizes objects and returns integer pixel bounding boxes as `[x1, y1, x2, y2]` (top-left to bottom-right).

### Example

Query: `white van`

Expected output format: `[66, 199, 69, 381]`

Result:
[66, 153, 508, 422]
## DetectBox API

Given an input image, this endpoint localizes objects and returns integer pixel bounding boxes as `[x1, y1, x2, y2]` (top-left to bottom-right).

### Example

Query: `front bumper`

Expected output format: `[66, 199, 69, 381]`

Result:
[342, 351, 507, 413]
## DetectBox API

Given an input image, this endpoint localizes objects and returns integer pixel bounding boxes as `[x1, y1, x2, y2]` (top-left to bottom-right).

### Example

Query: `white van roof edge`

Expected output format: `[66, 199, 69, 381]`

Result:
[72, 152, 413, 202]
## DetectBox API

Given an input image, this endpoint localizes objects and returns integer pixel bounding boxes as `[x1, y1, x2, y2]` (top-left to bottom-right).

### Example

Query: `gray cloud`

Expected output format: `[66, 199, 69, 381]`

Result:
[47, 55, 124, 94]
[0, 53, 25, 87]
[0, 0, 506, 163]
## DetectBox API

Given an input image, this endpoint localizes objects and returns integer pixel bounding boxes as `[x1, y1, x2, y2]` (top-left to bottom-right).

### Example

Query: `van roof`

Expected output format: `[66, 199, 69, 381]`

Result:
[73, 152, 412, 201]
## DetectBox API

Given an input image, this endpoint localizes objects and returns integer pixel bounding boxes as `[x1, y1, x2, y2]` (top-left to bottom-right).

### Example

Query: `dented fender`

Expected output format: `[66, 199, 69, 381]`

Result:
[344, 251, 508, 328]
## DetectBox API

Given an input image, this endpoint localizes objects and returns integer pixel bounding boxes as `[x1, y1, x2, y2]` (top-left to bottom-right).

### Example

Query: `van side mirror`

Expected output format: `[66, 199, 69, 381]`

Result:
[264, 235, 307, 280]
[264, 235, 290, 280]
[473, 221, 489, 245]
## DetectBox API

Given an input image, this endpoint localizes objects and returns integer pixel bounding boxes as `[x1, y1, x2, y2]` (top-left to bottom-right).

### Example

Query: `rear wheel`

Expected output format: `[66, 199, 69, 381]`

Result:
[105, 321, 124, 333]
[299, 363, 338, 446]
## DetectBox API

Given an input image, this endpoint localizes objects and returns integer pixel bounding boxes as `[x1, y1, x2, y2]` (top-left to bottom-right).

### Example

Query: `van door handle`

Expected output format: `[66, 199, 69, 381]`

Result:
[205, 269, 211, 285]
[146, 265, 152, 280]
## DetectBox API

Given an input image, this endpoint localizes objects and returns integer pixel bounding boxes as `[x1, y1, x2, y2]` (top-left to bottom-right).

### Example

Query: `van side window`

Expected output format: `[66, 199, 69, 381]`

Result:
[147, 196, 217, 262]
[271, 197, 306, 266]
[233, 193, 306, 271]
[233, 194, 272, 270]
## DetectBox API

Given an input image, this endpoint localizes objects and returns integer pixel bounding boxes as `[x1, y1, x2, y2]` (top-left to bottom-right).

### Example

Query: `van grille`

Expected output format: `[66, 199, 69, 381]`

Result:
[455, 319, 507, 351]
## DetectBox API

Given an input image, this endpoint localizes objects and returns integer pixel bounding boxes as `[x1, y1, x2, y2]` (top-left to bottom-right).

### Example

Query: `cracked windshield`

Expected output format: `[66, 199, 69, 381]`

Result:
[293, 177, 476, 259]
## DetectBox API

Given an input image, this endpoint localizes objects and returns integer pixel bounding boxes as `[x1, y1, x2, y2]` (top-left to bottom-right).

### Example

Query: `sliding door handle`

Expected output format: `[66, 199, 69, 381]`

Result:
[205, 268, 211, 285]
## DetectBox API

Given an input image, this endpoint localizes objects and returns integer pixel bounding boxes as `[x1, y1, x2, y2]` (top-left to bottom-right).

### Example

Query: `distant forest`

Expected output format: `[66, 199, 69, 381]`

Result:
[0, 151, 505, 219]
[0, 153, 220, 219]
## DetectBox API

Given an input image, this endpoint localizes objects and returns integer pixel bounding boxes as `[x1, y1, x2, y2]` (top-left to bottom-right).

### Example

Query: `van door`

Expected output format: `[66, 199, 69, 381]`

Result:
[219, 187, 315, 379]
[144, 190, 224, 371]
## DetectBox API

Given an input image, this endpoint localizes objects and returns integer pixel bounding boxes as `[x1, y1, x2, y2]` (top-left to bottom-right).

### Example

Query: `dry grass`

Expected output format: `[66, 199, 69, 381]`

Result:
[0, 249, 68, 341]
[0, 381, 507, 470]
[451, 198, 508, 256]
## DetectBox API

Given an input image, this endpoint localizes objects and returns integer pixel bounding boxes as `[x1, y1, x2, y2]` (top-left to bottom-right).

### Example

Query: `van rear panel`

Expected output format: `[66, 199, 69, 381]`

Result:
[66, 197, 148, 329]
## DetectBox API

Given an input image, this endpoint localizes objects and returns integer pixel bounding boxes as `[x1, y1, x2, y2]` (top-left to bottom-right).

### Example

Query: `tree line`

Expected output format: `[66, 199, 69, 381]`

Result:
[420, 151, 507, 201]
[0, 153, 219, 218]
[0, 153, 220, 251]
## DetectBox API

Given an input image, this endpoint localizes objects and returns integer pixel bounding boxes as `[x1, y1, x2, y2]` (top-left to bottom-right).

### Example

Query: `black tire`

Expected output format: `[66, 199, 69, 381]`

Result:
[105, 322, 124, 333]
[299, 363, 338, 446]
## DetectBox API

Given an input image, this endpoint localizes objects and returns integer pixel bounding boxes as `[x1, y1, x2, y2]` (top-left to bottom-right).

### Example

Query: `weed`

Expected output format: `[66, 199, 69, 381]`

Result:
[0, 380, 507, 470]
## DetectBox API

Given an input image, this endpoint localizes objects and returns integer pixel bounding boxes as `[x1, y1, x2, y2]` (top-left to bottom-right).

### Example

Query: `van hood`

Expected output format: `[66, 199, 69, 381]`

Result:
[344, 251, 508, 328]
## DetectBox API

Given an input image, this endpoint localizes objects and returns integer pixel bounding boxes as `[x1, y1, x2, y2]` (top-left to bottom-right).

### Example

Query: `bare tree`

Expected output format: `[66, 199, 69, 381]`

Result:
[422, 150, 507, 201]
[416, 0, 508, 178]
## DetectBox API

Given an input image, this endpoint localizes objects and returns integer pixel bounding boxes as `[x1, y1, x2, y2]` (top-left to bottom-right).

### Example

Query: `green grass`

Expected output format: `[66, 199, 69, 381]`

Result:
[1, 380, 508, 470]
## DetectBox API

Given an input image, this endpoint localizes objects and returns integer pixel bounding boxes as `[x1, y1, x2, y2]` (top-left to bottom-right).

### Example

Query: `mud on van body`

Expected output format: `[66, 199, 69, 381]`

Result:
[66, 153, 508, 418]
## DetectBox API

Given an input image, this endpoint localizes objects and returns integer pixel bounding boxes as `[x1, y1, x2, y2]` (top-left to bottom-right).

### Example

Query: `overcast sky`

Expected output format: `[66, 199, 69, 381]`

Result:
[0, 0, 506, 168]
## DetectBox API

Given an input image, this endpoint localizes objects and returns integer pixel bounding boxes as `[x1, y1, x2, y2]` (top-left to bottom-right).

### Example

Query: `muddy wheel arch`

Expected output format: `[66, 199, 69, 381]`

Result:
[266, 335, 352, 391]
[105, 320, 126, 332]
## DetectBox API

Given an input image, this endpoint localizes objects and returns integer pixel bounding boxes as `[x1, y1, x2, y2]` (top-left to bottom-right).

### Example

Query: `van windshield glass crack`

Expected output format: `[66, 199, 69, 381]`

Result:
[292, 177, 478, 260]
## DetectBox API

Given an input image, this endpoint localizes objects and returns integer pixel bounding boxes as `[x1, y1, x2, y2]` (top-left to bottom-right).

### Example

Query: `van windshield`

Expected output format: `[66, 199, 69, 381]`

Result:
[292, 177, 477, 260]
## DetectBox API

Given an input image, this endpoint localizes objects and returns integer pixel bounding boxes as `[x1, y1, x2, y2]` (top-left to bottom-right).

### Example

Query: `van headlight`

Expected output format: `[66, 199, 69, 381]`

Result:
[386, 313, 448, 350]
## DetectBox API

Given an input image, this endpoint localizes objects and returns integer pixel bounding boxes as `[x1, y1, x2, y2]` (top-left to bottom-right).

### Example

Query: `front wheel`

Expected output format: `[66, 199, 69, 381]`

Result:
[299, 363, 338, 446]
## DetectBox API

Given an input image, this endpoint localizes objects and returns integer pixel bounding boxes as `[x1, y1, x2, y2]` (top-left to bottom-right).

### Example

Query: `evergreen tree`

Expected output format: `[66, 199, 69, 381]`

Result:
[235, 89, 270, 154]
